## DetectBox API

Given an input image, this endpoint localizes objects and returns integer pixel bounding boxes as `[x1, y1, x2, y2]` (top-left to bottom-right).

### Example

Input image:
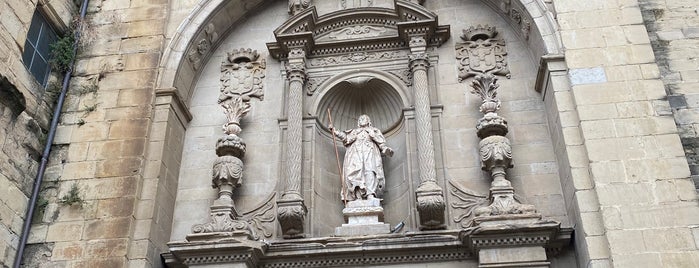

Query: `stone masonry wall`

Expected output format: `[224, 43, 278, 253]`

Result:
[554, 0, 699, 266]
[638, 0, 699, 190]
[23, 0, 170, 267]
[0, 0, 74, 267]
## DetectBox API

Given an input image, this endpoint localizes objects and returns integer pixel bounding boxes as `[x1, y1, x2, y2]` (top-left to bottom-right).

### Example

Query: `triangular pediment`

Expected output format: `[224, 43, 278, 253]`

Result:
[267, 0, 449, 59]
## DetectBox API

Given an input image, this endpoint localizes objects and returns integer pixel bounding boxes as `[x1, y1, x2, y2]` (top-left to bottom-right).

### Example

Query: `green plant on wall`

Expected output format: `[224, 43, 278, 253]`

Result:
[59, 183, 85, 207]
[49, 32, 75, 74]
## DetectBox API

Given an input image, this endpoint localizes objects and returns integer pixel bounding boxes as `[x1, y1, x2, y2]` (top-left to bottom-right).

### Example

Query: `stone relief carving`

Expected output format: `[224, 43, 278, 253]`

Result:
[305, 76, 329, 96]
[187, 23, 219, 71]
[448, 181, 488, 228]
[324, 25, 390, 40]
[341, 0, 373, 9]
[510, 8, 531, 40]
[308, 51, 409, 67]
[388, 69, 412, 86]
[220, 48, 266, 103]
[455, 25, 511, 82]
[288, 0, 310, 15]
[188, 48, 266, 242]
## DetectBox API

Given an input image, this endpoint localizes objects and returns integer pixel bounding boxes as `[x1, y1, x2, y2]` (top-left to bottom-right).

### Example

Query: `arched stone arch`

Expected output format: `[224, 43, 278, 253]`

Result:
[162, 1, 578, 267]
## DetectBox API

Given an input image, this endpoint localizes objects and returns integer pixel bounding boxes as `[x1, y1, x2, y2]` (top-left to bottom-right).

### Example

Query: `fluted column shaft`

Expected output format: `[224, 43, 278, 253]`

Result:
[284, 48, 306, 199]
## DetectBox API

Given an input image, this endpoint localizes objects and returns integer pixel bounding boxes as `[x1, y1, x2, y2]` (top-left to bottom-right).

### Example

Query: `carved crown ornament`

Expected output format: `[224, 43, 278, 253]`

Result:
[266, 0, 450, 59]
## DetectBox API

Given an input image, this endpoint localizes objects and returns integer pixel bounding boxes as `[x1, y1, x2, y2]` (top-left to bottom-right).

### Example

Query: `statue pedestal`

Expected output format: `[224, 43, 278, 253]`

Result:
[334, 199, 391, 236]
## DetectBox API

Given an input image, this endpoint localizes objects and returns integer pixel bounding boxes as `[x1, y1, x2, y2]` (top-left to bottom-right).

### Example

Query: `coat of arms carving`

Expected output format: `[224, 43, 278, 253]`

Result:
[220, 48, 266, 104]
[455, 25, 510, 82]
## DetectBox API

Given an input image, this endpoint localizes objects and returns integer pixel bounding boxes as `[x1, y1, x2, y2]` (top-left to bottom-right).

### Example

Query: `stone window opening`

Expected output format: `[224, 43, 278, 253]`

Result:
[21, 10, 58, 87]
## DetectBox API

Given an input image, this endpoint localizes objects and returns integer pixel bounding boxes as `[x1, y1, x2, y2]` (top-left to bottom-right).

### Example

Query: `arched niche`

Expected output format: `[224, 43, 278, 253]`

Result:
[308, 72, 413, 236]
[312, 69, 411, 134]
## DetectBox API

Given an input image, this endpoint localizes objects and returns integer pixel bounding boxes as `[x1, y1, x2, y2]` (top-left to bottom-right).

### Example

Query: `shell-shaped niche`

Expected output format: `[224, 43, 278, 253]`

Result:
[317, 77, 403, 133]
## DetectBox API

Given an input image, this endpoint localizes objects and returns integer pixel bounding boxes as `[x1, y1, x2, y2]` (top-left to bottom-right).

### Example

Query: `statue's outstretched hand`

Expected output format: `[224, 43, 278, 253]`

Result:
[382, 147, 394, 157]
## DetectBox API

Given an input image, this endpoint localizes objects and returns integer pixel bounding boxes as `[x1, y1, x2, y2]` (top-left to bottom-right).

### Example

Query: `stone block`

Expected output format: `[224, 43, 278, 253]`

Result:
[108, 119, 150, 139]
[46, 222, 84, 242]
[581, 120, 616, 139]
[70, 122, 110, 142]
[96, 158, 142, 178]
[643, 228, 695, 251]
[97, 197, 135, 218]
[660, 252, 699, 267]
[596, 183, 654, 206]
[60, 161, 97, 180]
[126, 20, 165, 38]
[619, 204, 699, 229]
[569, 67, 607, 85]
[51, 241, 85, 261]
[120, 35, 164, 53]
[334, 223, 391, 237]
[85, 238, 128, 258]
[479, 246, 547, 266]
[117, 88, 154, 107]
[83, 217, 132, 239]
[607, 230, 646, 254]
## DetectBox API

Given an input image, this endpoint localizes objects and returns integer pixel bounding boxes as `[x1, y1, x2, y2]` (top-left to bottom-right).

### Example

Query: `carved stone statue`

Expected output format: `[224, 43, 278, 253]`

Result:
[331, 115, 393, 201]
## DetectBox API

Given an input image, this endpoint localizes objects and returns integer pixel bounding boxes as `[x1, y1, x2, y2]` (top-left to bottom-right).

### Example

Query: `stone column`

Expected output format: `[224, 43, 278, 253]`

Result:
[277, 48, 308, 238]
[408, 36, 446, 229]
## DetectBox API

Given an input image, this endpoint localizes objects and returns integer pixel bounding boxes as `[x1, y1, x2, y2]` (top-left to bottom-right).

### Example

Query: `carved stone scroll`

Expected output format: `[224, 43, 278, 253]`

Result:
[455, 25, 510, 82]
[189, 48, 266, 242]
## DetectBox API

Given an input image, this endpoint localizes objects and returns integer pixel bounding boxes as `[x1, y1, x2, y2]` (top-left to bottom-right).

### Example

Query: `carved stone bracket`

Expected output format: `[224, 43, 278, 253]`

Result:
[416, 181, 446, 229]
[277, 198, 307, 239]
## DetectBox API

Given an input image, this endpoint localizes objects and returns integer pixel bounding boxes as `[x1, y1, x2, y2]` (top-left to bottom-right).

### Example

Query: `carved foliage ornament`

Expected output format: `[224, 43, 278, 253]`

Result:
[456, 25, 510, 81]
[309, 51, 409, 67]
[325, 25, 390, 40]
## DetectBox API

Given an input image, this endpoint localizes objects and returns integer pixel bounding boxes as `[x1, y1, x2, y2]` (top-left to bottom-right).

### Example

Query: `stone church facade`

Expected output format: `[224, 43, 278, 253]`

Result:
[1, 0, 698, 267]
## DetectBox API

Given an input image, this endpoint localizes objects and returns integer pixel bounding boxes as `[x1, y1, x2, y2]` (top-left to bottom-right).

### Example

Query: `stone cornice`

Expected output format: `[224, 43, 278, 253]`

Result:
[166, 231, 473, 267]
[155, 88, 194, 124]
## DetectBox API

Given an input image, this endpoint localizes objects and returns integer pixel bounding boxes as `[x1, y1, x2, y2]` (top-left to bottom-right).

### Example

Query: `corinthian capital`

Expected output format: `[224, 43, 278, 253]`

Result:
[286, 48, 307, 81]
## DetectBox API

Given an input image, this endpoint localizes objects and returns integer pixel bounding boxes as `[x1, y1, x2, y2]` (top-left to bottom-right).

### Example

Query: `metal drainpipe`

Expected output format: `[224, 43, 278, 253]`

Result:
[13, 0, 89, 267]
